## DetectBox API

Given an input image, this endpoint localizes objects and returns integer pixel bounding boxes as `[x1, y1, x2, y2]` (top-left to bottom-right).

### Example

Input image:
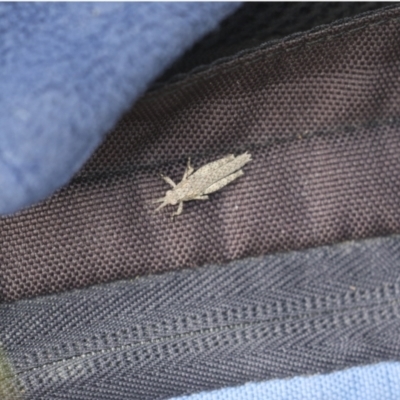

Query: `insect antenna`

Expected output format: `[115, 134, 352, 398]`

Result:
[154, 199, 168, 212]
[151, 197, 165, 204]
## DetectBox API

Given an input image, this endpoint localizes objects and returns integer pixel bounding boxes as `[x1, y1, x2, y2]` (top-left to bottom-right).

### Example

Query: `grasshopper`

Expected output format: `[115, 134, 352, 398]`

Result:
[153, 152, 251, 216]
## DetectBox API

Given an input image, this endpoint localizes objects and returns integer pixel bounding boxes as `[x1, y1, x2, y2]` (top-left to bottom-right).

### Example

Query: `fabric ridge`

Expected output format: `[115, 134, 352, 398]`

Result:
[158, 2, 391, 84]
[2, 5, 400, 302]
[1, 234, 400, 399]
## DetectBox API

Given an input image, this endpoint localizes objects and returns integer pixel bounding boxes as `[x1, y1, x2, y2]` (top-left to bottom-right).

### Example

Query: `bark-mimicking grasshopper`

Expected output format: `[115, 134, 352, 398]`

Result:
[153, 152, 251, 217]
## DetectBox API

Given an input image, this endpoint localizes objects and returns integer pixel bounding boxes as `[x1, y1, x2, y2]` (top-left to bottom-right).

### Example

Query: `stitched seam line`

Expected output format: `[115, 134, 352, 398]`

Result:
[141, 10, 400, 101]
[73, 116, 400, 181]
[153, 5, 400, 89]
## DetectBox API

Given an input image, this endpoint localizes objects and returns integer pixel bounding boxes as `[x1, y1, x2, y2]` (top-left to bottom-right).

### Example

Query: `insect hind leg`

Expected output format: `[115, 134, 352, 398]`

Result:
[204, 169, 244, 194]
[194, 195, 209, 200]
[172, 202, 183, 217]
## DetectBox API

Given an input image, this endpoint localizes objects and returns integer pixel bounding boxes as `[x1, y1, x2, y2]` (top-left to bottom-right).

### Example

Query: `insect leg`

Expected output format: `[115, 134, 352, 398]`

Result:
[172, 202, 183, 217]
[154, 200, 168, 212]
[152, 197, 165, 204]
[160, 174, 176, 188]
[182, 158, 194, 180]
[194, 195, 209, 200]
[204, 169, 244, 194]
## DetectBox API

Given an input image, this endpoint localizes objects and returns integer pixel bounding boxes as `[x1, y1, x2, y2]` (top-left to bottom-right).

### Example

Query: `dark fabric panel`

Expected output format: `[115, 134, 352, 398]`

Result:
[1, 235, 400, 400]
[157, 2, 393, 83]
[2, 6, 400, 301]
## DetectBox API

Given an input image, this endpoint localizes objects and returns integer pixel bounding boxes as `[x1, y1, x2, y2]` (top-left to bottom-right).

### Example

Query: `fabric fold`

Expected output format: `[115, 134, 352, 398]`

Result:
[1, 235, 400, 399]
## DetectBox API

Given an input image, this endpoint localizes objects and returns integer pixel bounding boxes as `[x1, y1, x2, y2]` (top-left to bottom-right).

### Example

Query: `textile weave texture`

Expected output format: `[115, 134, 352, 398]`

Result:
[173, 362, 400, 400]
[159, 2, 390, 82]
[1, 235, 400, 399]
[2, 5, 400, 302]
[0, 2, 240, 214]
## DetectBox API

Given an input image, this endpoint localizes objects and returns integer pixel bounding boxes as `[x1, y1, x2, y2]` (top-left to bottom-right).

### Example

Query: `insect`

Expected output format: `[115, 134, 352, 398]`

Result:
[153, 152, 251, 217]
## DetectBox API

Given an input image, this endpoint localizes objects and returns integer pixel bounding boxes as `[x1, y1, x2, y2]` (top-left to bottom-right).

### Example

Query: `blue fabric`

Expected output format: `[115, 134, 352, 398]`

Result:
[175, 362, 400, 400]
[0, 2, 240, 214]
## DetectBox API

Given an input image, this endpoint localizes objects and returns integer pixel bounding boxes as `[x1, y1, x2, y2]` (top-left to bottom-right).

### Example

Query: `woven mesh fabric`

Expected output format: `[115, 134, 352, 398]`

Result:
[1, 235, 400, 400]
[158, 2, 392, 82]
[2, 6, 400, 301]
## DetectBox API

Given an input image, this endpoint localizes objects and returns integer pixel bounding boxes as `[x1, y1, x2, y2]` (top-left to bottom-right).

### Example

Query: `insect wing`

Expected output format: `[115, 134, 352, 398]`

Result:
[192, 154, 235, 177]
[195, 152, 251, 189]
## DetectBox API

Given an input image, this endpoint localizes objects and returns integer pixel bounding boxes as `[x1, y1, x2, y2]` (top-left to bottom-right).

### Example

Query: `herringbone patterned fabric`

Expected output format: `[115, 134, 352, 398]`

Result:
[1, 235, 400, 399]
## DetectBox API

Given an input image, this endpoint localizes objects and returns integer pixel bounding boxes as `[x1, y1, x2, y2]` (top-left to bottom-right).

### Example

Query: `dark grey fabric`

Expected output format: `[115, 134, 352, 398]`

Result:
[3, 5, 400, 303]
[1, 235, 400, 400]
[158, 2, 392, 83]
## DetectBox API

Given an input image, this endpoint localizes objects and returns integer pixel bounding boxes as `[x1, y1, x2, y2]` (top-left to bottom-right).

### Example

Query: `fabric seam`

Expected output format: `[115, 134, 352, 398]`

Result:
[142, 11, 400, 101]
